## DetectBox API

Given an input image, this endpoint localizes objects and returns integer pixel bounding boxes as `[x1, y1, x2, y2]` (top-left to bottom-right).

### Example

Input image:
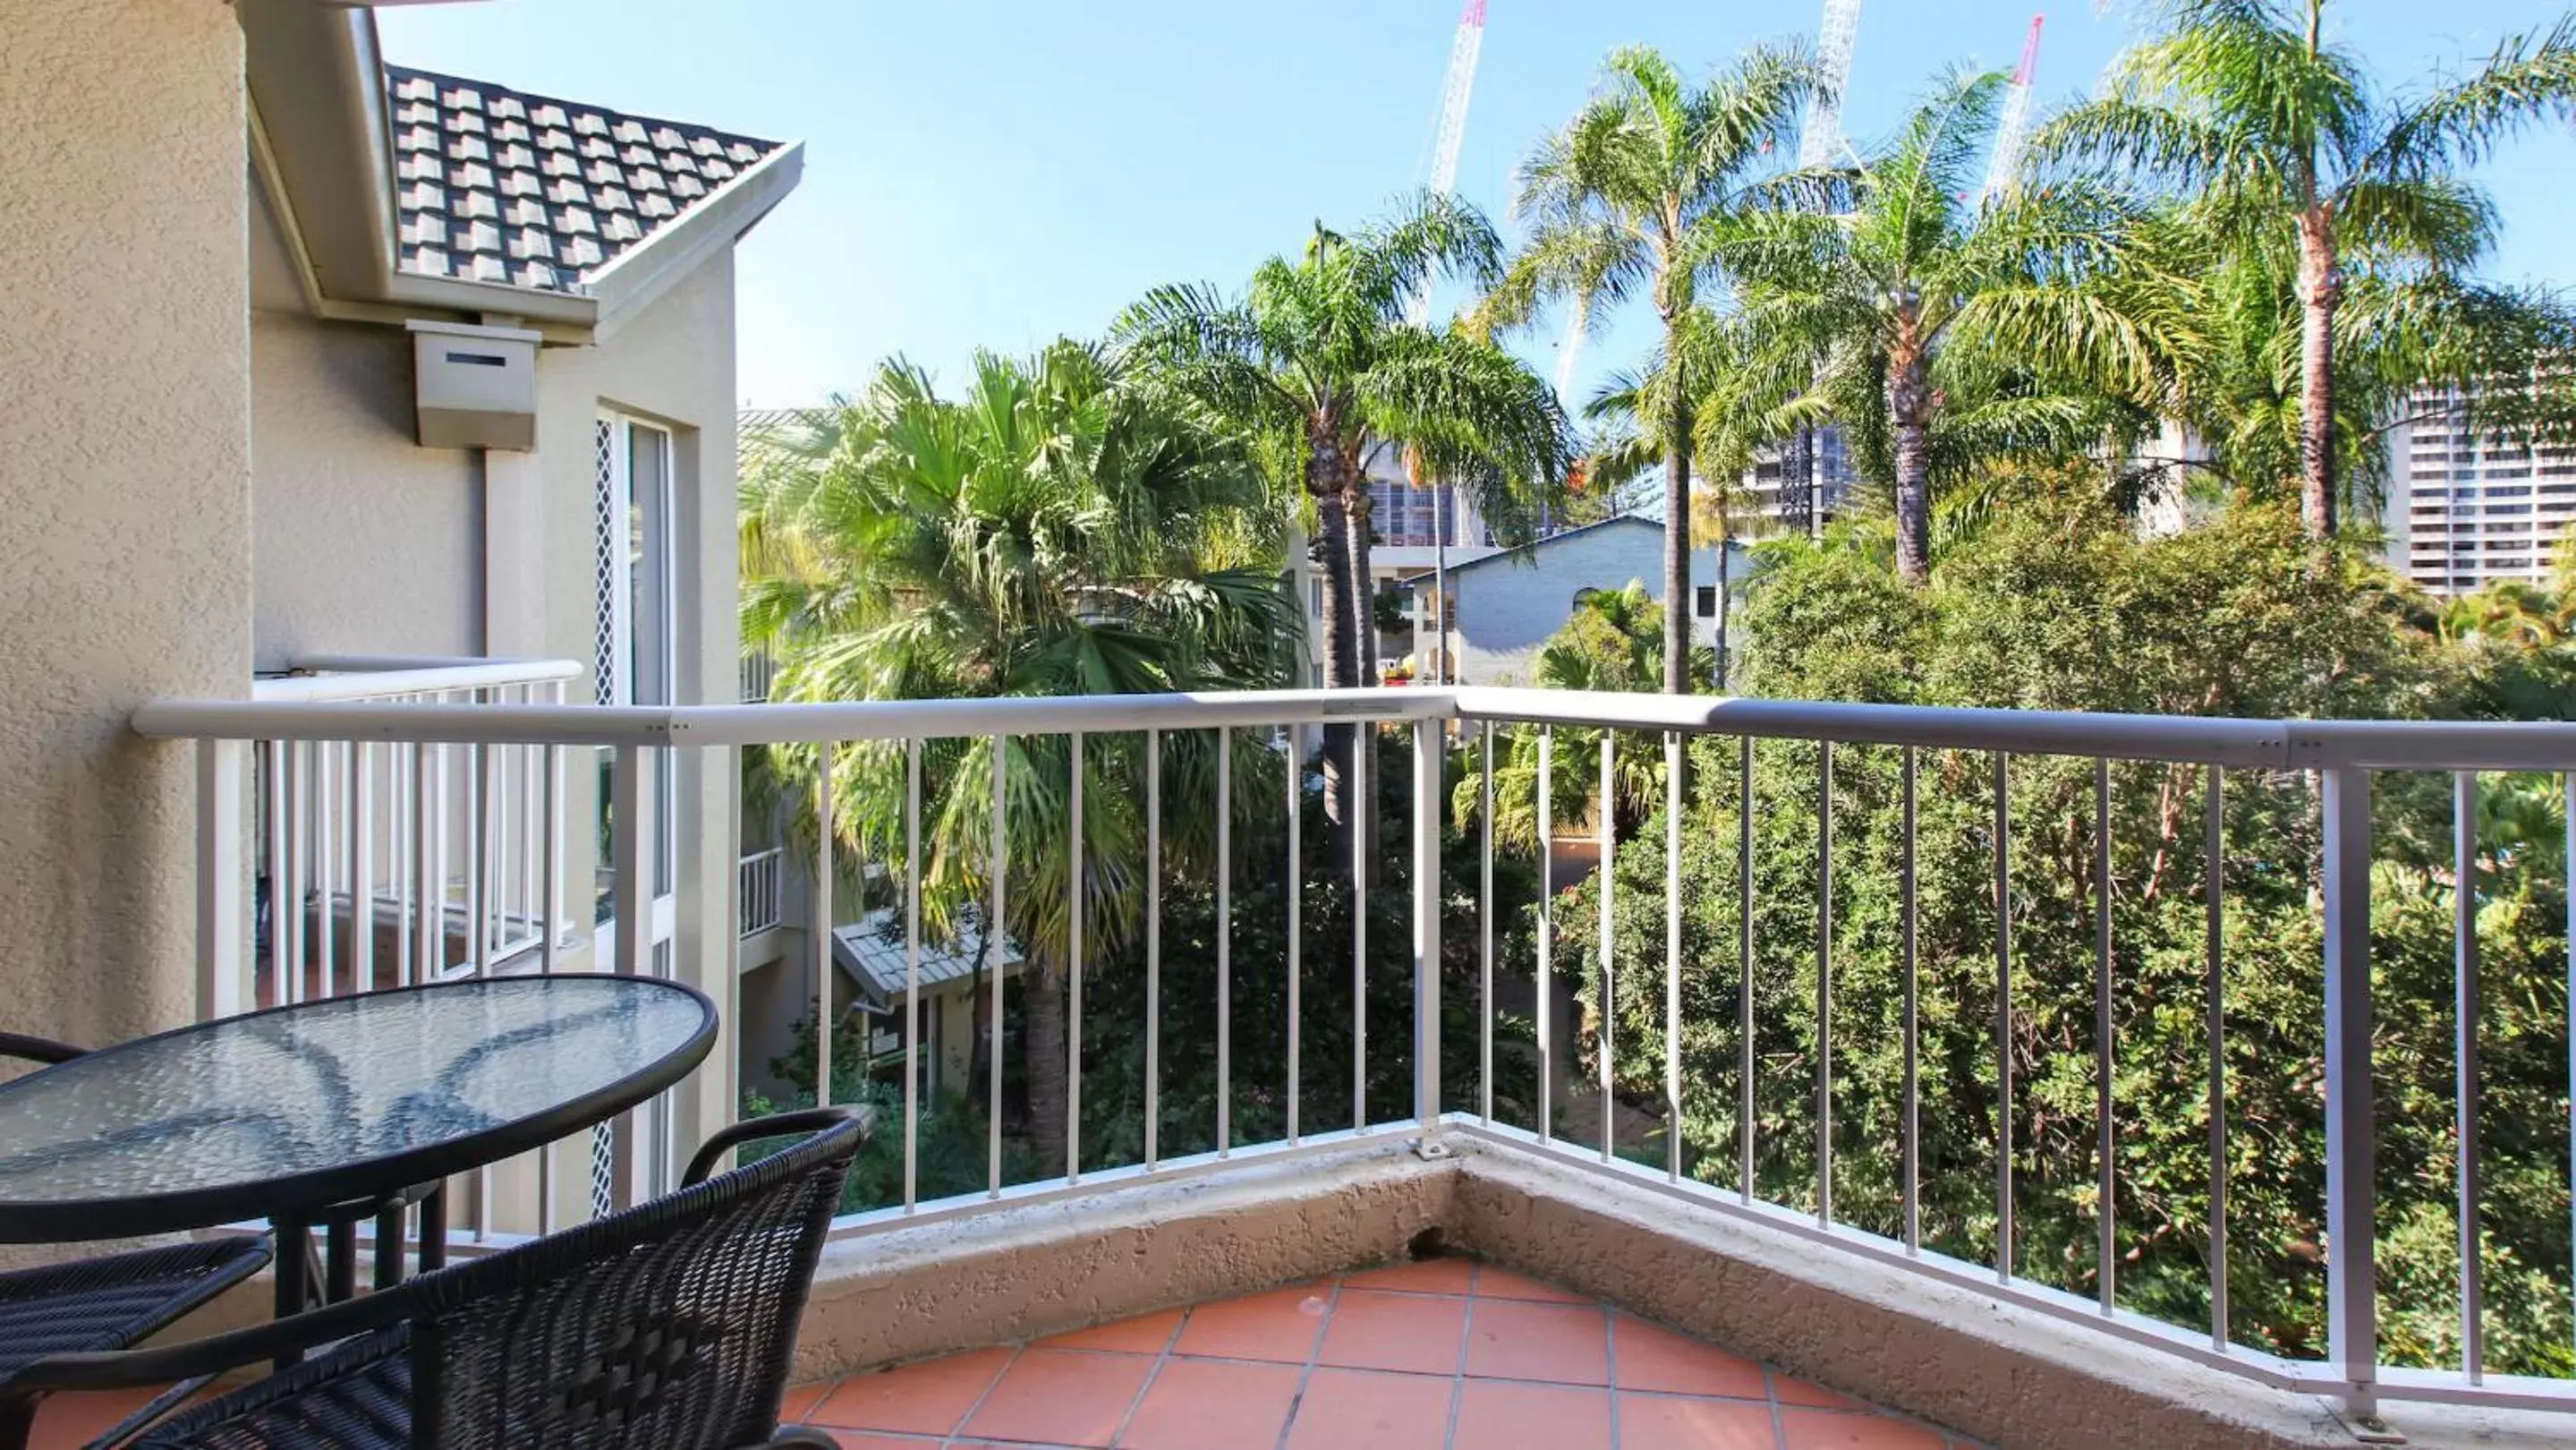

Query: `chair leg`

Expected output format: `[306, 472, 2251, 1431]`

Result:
[0, 1395, 36, 1450]
[747, 1428, 838, 1449]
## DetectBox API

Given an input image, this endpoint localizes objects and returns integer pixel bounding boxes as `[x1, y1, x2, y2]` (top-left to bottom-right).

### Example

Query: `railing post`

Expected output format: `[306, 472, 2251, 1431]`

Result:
[2321, 766, 2383, 1431]
[197, 739, 248, 1020]
[1412, 717, 1445, 1155]
[610, 743, 649, 1209]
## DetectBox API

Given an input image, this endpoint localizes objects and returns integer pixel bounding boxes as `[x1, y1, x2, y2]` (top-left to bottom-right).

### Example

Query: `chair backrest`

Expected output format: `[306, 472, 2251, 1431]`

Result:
[403, 1113, 862, 1450]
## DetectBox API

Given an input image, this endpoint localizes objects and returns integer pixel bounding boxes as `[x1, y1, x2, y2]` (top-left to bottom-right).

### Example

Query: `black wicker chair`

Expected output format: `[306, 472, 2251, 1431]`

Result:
[6, 1108, 865, 1450]
[0, 1034, 273, 1450]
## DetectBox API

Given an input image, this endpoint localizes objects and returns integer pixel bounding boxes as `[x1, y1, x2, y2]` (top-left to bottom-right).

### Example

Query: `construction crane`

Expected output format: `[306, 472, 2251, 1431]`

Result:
[1407, 0, 1487, 328]
[1778, 0, 1863, 539]
[1407, 0, 1487, 686]
[1801, 0, 1863, 169]
[1981, 16, 2045, 203]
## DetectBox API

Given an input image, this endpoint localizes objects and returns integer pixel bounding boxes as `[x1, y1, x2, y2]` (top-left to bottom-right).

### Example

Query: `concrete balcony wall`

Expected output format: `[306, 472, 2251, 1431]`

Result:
[790, 1134, 2576, 1450]
[0, 0, 252, 1049]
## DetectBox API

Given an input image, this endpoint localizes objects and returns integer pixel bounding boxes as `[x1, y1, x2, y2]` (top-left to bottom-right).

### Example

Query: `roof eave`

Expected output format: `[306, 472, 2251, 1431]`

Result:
[583, 141, 805, 342]
[242, 1, 602, 335]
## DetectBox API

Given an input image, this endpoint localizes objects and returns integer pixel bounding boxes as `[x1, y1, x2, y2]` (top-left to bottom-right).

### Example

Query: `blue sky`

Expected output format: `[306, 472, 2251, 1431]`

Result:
[381, 0, 2576, 409]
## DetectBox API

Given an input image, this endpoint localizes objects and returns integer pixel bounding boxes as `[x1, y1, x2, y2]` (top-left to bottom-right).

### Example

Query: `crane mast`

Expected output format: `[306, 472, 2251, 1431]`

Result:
[1981, 15, 2045, 203]
[1777, 0, 1862, 538]
[1800, 0, 1863, 168]
[1410, 0, 1487, 686]
[1407, 0, 1487, 326]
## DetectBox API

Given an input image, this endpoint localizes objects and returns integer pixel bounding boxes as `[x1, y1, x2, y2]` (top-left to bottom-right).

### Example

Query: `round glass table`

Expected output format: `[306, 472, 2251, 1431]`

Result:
[0, 977, 715, 1322]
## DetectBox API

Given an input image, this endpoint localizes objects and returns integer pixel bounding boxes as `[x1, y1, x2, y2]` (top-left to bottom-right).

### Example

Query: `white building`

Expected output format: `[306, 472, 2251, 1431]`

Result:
[2383, 385, 2576, 592]
[1401, 516, 1754, 687]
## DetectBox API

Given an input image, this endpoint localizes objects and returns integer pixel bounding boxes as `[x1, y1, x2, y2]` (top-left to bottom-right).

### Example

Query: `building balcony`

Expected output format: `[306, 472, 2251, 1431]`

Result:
[115, 673, 2576, 1448]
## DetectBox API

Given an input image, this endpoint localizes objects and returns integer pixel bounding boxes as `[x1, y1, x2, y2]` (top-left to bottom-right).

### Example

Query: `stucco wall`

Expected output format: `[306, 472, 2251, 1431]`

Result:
[251, 294, 482, 668]
[0, 0, 251, 1044]
[533, 252, 746, 1143]
[1448, 525, 1748, 686]
[247, 226, 747, 1152]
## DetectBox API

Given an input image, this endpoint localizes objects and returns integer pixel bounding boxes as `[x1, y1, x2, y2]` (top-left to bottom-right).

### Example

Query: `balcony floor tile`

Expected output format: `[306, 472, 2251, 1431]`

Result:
[786, 1258, 1989, 1449]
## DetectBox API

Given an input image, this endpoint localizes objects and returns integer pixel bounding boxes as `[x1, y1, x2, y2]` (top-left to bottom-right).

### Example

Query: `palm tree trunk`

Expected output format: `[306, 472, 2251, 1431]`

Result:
[1714, 542, 1731, 692]
[1344, 480, 1382, 888]
[1309, 439, 1361, 878]
[1785, 427, 1815, 538]
[1346, 482, 1377, 684]
[1024, 952, 1067, 1178]
[1890, 350, 1933, 585]
[2296, 208, 2342, 539]
[1662, 410, 1693, 695]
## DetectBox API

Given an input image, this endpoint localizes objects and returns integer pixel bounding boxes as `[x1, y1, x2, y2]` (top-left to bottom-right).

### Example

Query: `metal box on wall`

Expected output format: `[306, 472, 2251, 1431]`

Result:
[408, 320, 541, 450]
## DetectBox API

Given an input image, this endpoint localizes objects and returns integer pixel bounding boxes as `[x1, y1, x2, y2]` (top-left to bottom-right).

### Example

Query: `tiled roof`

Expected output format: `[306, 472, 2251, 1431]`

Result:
[386, 66, 785, 294]
[829, 907, 1022, 1013]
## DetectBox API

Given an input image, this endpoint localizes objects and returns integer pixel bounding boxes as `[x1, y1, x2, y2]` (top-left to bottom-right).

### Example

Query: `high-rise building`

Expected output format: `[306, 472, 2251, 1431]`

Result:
[1742, 426, 1858, 535]
[2384, 385, 2576, 593]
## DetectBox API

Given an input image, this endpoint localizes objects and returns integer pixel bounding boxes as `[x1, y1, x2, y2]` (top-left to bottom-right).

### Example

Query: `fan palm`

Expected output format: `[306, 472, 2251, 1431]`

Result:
[740, 341, 1297, 1177]
[1716, 68, 2177, 584]
[2031, 0, 2576, 536]
[1484, 44, 1814, 690]
[1117, 192, 1574, 857]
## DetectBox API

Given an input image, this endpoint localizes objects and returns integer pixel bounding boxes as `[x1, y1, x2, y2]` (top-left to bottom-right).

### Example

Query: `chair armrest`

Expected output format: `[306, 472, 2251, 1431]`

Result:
[0, 1033, 82, 1066]
[4, 1279, 418, 1397]
[683, 1106, 870, 1187]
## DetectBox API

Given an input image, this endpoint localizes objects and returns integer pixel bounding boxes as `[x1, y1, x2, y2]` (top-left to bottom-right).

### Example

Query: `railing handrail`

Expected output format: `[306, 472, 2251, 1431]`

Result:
[141, 684, 2576, 771]
[252, 655, 586, 704]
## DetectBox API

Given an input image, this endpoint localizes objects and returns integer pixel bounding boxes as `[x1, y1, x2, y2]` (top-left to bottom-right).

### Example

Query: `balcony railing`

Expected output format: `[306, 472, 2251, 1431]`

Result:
[742, 646, 778, 704]
[739, 846, 785, 938]
[131, 682, 2576, 1426]
[244, 654, 582, 1007]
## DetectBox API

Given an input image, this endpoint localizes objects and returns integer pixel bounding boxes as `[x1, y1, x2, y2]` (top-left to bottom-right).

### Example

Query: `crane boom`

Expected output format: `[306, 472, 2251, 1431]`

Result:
[1799, 0, 1863, 169]
[1412, 0, 1488, 687]
[1981, 15, 2045, 203]
[1407, 0, 1488, 326]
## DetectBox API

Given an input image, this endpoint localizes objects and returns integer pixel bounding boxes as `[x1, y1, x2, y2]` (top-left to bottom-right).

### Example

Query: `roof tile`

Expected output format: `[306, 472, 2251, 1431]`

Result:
[387, 65, 784, 295]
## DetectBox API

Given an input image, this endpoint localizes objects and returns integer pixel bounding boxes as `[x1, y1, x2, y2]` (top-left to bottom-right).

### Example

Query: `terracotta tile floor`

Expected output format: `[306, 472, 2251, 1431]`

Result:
[788, 1258, 1985, 1449]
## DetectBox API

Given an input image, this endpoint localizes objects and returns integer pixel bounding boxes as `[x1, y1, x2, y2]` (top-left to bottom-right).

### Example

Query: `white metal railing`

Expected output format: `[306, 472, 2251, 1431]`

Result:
[741, 647, 778, 704]
[738, 847, 785, 938]
[131, 683, 2576, 1429]
[241, 655, 582, 1013]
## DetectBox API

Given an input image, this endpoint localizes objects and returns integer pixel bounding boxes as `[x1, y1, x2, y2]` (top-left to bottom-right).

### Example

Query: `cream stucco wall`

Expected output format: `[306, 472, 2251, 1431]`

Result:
[0, 0, 251, 1044]
[534, 252, 745, 1147]
[248, 225, 749, 1170]
[250, 303, 484, 667]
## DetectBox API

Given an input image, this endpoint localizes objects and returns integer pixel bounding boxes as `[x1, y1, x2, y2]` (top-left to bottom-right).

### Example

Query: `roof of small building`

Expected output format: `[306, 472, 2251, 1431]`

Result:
[1398, 514, 1741, 588]
[387, 66, 787, 294]
[829, 906, 1022, 1014]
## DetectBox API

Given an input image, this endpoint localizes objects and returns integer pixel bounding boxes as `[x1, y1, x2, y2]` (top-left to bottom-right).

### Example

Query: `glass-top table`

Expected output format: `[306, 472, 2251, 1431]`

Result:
[0, 977, 715, 1316]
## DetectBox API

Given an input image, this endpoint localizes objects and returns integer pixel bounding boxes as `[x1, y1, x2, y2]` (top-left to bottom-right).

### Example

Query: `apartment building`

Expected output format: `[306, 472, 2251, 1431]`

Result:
[1741, 425, 1858, 535]
[2384, 385, 2576, 592]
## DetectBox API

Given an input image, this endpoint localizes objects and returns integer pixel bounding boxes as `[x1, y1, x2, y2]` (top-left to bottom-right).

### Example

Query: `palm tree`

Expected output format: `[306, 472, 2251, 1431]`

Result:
[1576, 317, 1770, 690]
[2033, 0, 2576, 536]
[1484, 45, 1814, 690]
[740, 341, 1297, 1178]
[1118, 193, 1573, 857]
[1717, 68, 2176, 584]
